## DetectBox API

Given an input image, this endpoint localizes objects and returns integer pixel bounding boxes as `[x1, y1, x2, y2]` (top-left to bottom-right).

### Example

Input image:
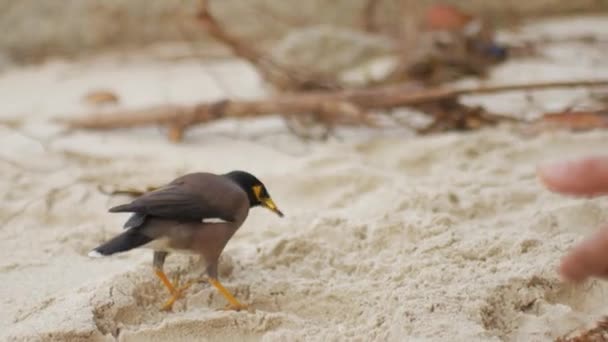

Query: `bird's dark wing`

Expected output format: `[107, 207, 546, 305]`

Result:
[109, 186, 221, 222]
[123, 212, 147, 229]
[108, 173, 243, 223]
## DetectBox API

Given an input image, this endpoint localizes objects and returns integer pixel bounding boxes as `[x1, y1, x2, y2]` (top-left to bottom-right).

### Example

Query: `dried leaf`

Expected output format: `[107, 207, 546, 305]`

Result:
[83, 90, 120, 106]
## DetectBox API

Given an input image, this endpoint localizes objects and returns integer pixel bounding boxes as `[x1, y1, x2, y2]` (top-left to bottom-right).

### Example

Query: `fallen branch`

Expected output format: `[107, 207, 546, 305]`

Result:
[361, 0, 382, 33]
[97, 184, 159, 197]
[519, 108, 608, 137]
[60, 79, 608, 135]
[197, 0, 339, 91]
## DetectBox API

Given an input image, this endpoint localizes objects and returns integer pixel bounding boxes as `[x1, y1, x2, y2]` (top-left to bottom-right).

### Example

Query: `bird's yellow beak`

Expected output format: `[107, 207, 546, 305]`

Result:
[253, 185, 284, 217]
[261, 197, 284, 217]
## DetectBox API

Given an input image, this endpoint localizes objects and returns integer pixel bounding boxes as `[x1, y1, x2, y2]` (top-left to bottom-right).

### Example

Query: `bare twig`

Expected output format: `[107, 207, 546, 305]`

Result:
[196, 0, 339, 91]
[247, 1, 310, 29]
[58, 80, 608, 142]
[57, 79, 608, 140]
[451, 80, 608, 97]
[361, 0, 382, 33]
[97, 184, 159, 197]
[521, 108, 608, 136]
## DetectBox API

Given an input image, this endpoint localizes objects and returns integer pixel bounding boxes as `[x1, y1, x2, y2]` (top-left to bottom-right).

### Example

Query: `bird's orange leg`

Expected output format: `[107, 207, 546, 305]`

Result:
[155, 269, 192, 311]
[208, 278, 248, 311]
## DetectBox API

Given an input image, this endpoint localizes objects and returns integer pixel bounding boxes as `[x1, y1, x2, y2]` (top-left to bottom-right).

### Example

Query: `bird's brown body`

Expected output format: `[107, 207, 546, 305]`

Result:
[89, 170, 283, 311]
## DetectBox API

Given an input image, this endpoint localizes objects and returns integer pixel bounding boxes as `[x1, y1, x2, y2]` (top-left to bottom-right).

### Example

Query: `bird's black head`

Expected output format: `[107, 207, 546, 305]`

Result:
[223, 170, 284, 217]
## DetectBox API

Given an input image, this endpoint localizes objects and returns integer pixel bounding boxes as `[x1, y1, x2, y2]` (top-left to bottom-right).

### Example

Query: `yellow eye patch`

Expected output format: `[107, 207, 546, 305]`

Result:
[252, 185, 262, 200]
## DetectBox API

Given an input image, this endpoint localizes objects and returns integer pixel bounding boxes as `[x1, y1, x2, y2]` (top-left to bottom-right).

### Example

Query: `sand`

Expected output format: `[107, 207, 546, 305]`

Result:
[2, 15, 608, 342]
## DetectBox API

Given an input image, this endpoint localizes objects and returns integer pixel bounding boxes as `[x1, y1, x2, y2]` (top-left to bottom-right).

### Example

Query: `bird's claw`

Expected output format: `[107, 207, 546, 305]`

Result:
[221, 302, 251, 312]
[160, 279, 192, 311]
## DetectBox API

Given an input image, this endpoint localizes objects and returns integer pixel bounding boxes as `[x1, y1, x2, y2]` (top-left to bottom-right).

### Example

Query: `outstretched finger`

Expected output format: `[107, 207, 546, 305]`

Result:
[538, 156, 608, 196]
[560, 226, 608, 282]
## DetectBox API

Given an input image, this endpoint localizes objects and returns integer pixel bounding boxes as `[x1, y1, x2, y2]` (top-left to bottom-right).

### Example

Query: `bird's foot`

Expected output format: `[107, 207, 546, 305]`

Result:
[159, 273, 192, 311]
[160, 282, 192, 311]
[194, 277, 209, 284]
[221, 302, 250, 312]
[205, 277, 253, 313]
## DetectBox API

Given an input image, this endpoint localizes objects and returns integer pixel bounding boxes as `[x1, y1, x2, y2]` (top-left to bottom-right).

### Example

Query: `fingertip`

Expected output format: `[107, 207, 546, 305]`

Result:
[536, 164, 560, 192]
[537, 156, 608, 195]
[537, 160, 572, 191]
[558, 257, 585, 283]
[558, 227, 608, 283]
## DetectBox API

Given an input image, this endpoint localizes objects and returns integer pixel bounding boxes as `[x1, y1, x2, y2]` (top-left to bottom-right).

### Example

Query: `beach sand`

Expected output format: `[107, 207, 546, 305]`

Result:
[1, 15, 608, 342]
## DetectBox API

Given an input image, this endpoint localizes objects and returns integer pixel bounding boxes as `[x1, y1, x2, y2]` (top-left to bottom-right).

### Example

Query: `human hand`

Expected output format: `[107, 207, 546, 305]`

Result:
[538, 156, 608, 282]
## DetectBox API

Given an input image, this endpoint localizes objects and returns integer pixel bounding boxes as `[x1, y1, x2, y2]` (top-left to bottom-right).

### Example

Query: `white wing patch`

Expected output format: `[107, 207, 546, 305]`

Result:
[203, 217, 230, 224]
[88, 250, 104, 258]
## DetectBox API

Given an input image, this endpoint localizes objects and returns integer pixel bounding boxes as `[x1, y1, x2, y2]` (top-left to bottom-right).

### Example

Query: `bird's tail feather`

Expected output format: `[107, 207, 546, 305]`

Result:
[89, 229, 152, 257]
[108, 204, 133, 213]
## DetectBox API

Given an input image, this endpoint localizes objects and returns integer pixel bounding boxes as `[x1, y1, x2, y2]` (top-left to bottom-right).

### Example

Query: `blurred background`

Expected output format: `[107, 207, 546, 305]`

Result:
[2, 0, 607, 68]
[2, 2, 608, 341]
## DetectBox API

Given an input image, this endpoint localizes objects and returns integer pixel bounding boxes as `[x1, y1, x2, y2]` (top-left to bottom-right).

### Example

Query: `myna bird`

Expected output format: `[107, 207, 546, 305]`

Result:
[88, 170, 283, 311]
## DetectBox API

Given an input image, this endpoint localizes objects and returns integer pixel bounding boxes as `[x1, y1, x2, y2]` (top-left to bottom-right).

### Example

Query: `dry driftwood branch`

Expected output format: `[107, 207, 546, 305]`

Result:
[196, 1, 269, 79]
[97, 184, 159, 197]
[196, 0, 340, 139]
[59, 79, 608, 141]
[247, 1, 310, 29]
[197, 0, 339, 91]
[361, 0, 382, 33]
[520, 108, 608, 136]
[414, 97, 515, 134]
